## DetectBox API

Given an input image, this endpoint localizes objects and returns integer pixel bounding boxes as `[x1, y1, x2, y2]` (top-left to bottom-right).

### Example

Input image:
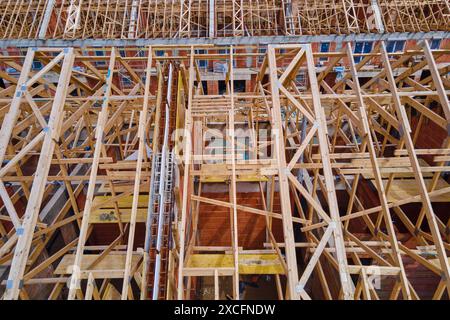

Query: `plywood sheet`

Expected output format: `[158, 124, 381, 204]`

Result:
[54, 254, 141, 275]
[383, 179, 450, 202]
[186, 254, 284, 274]
[89, 195, 149, 223]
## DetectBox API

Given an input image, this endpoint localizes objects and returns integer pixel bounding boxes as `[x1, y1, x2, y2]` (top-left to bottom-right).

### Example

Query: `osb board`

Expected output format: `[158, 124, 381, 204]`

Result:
[92, 195, 149, 208]
[201, 175, 268, 183]
[89, 208, 148, 223]
[103, 283, 121, 300]
[362, 158, 434, 179]
[429, 257, 450, 269]
[186, 254, 284, 274]
[383, 178, 450, 203]
[54, 254, 141, 275]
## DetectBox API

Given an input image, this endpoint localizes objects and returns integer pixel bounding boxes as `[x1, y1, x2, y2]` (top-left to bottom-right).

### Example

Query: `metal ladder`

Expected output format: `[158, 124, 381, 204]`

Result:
[143, 63, 176, 300]
[149, 151, 174, 300]
[145, 103, 175, 300]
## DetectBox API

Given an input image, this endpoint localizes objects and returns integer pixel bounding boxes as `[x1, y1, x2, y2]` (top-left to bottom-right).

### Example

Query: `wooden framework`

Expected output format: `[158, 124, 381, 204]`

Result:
[0, 0, 448, 39]
[0, 47, 162, 299]
[0, 40, 449, 300]
[171, 42, 450, 300]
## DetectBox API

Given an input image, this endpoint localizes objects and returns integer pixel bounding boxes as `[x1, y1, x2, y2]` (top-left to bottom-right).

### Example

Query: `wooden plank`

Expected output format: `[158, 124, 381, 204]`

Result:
[177, 47, 195, 300]
[186, 254, 284, 274]
[55, 254, 141, 275]
[267, 44, 300, 300]
[68, 48, 117, 300]
[3, 48, 75, 300]
[0, 48, 35, 167]
[383, 179, 450, 203]
[304, 44, 354, 300]
[103, 283, 121, 300]
[122, 47, 152, 299]
[346, 43, 411, 299]
[89, 208, 148, 224]
[200, 175, 268, 183]
[380, 41, 450, 296]
[92, 195, 149, 208]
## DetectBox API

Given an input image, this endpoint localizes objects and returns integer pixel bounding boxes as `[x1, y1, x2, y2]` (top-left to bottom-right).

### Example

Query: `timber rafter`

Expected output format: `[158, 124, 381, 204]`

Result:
[0, 41, 449, 300]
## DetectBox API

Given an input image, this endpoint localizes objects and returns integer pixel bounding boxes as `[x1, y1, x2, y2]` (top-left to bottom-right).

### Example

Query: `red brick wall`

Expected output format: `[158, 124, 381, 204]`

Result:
[197, 191, 284, 249]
